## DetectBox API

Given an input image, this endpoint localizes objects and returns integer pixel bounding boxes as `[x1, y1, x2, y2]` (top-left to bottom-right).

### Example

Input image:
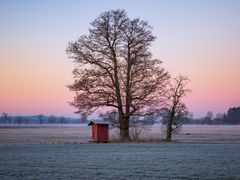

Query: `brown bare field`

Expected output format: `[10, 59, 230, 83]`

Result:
[0, 124, 240, 144]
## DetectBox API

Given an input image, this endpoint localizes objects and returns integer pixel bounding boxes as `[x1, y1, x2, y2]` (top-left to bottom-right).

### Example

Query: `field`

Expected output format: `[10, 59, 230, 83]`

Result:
[0, 125, 240, 179]
[0, 124, 240, 144]
[0, 143, 240, 179]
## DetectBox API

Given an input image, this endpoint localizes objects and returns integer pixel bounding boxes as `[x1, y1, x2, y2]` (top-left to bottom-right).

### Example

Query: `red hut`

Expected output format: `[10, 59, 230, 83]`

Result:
[88, 120, 110, 143]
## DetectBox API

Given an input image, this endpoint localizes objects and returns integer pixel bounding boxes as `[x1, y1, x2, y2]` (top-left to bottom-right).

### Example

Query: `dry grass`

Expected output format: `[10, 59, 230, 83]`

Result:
[0, 125, 91, 144]
[0, 124, 240, 144]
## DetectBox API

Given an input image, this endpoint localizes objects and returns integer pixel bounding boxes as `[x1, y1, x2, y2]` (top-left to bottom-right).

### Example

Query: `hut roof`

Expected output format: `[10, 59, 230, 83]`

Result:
[88, 120, 111, 126]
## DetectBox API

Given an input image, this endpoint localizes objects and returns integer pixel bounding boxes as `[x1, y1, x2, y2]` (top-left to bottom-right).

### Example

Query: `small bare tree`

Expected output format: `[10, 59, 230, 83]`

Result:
[59, 116, 65, 125]
[38, 114, 44, 127]
[2, 112, 8, 126]
[66, 9, 169, 141]
[16, 116, 23, 126]
[164, 75, 191, 141]
[129, 115, 153, 141]
[48, 115, 56, 124]
[80, 113, 88, 124]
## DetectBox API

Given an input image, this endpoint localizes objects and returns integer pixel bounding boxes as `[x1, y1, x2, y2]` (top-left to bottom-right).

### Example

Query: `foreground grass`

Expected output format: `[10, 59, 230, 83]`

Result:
[0, 143, 239, 179]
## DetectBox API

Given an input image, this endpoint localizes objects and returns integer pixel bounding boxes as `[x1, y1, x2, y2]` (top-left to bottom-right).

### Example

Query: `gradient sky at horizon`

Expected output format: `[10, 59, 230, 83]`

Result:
[0, 0, 239, 118]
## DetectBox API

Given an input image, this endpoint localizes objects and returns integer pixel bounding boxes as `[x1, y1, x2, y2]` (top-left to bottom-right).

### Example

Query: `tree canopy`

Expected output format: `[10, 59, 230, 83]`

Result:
[163, 75, 191, 141]
[66, 9, 170, 140]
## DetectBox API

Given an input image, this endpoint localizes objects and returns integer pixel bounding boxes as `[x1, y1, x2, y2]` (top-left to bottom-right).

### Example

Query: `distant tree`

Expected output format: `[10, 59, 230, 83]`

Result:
[16, 116, 23, 126]
[224, 107, 240, 124]
[24, 117, 28, 124]
[181, 112, 194, 124]
[197, 107, 240, 125]
[48, 115, 56, 124]
[8, 116, 12, 125]
[59, 116, 65, 125]
[66, 9, 169, 140]
[80, 113, 88, 124]
[201, 111, 214, 125]
[211, 113, 224, 124]
[163, 75, 191, 141]
[216, 113, 224, 119]
[2, 112, 8, 126]
[142, 113, 158, 126]
[38, 114, 44, 127]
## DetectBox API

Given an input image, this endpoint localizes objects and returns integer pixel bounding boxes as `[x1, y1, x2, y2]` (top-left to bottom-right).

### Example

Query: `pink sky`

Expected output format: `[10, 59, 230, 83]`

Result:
[0, 1, 239, 118]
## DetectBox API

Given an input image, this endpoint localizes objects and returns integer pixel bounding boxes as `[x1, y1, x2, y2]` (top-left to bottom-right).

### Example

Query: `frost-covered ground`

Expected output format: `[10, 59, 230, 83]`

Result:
[0, 124, 240, 144]
[0, 125, 240, 179]
[151, 125, 240, 143]
[0, 124, 91, 144]
[0, 143, 239, 179]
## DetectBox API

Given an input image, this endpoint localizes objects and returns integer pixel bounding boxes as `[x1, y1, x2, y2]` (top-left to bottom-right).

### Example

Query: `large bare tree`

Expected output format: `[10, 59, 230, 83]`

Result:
[66, 10, 169, 141]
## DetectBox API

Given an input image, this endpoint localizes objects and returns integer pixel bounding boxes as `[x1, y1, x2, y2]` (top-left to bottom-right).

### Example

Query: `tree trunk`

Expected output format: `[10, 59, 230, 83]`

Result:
[119, 116, 130, 141]
[166, 105, 176, 141]
[166, 121, 172, 141]
[166, 112, 174, 141]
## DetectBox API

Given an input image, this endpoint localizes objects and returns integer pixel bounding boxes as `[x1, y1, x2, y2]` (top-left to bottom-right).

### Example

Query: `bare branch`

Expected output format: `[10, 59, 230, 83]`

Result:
[66, 9, 170, 140]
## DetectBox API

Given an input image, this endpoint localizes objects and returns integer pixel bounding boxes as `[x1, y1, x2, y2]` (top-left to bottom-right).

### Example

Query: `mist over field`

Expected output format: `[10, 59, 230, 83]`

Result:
[1, 124, 240, 144]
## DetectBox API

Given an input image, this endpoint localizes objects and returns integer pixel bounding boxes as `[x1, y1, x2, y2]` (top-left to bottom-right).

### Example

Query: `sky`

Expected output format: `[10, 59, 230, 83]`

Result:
[0, 0, 239, 118]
